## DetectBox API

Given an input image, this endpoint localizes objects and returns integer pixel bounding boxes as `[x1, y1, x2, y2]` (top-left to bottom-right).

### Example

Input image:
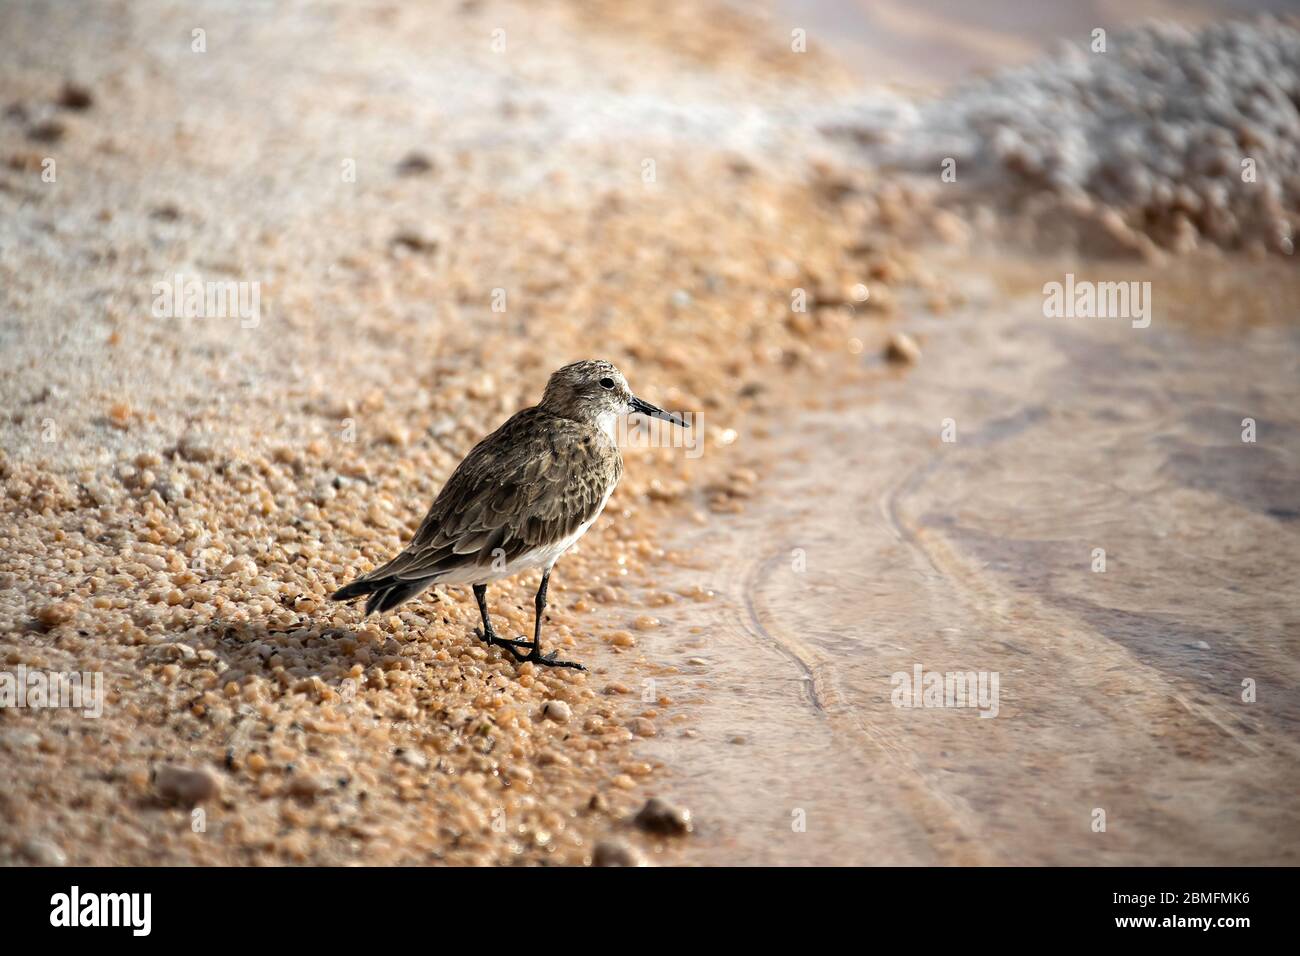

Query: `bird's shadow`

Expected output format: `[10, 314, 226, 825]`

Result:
[174, 614, 389, 700]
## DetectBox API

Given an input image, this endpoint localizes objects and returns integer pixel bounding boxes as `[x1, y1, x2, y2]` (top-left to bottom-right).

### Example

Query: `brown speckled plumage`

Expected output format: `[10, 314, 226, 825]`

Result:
[362, 403, 621, 586]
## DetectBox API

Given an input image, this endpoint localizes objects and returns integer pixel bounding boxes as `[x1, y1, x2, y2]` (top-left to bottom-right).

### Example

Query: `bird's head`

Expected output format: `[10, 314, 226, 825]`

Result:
[541, 359, 685, 433]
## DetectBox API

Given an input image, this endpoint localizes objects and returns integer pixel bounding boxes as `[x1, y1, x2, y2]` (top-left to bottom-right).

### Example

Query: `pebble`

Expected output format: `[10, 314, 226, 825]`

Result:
[222, 555, 255, 578]
[21, 838, 67, 866]
[634, 796, 693, 835]
[391, 231, 438, 255]
[396, 748, 429, 770]
[288, 773, 330, 799]
[26, 119, 65, 143]
[178, 432, 216, 463]
[108, 402, 132, 427]
[35, 602, 75, 627]
[884, 331, 921, 364]
[158, 642, 196, 662]
[153, 764, 220, 806]
[628, 717, 657, 737]
[396, 152, 436, 176]
[58, 81, 94, 111]
[541, 699, 572, 723]
[3, 730, 42, 750]
[593, 838, 646, 867]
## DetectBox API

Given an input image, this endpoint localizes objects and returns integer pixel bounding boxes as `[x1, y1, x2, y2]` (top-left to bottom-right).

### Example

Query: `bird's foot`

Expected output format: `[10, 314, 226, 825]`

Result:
[474, 628, 532, 651]
[502, 637, 587, 671]
[476, 629, 586, 670]
[525, 648, 586, 671]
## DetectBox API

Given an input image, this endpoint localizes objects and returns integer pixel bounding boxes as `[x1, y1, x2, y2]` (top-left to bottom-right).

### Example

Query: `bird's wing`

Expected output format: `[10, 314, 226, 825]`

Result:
[365, 407, 622, 583]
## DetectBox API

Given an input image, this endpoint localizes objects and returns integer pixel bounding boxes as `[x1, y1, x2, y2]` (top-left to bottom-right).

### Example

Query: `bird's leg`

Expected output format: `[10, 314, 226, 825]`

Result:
[472, 584, 530, 652]
[521, 569, 585, 671]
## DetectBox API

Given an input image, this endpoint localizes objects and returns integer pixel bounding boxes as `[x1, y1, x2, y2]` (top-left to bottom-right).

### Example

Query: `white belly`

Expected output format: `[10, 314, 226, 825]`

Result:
[435, 488, 614, 586]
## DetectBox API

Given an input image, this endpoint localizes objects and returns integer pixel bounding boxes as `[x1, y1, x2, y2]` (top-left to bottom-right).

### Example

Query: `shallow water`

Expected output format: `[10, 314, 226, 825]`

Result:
[633, 255, 1300, 864]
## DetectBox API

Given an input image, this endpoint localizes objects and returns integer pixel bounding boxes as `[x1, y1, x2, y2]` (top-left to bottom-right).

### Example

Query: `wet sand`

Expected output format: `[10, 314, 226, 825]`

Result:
[631, 255, 1300, 864]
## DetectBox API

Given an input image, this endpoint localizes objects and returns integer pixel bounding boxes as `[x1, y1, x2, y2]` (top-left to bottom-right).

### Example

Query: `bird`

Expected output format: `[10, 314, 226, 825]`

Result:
[331, 359, 686, 670]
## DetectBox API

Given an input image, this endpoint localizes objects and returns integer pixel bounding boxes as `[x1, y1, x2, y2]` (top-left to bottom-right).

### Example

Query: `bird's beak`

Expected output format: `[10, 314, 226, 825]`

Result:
[629, 394, 687, 427]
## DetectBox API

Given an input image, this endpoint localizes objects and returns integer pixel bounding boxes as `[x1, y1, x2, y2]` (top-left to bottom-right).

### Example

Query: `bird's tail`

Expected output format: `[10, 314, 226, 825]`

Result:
[331, 576, 432, 616]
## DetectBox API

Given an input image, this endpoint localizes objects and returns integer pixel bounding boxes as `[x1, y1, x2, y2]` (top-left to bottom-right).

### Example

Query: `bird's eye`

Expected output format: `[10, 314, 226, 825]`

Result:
[599, 377, 615, 389]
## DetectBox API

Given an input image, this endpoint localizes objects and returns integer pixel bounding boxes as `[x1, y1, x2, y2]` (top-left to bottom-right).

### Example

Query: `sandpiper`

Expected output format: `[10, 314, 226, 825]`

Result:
[331, 360, 685, 670]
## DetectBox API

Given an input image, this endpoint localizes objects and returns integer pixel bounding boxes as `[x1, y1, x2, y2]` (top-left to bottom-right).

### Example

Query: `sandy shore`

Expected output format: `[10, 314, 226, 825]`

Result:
[0, 0, 919, 865]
